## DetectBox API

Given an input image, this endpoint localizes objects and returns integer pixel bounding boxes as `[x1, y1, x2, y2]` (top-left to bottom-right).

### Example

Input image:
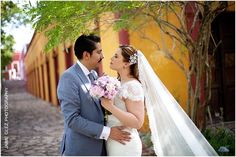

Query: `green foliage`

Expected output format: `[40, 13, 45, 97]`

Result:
[139, 132, 156, 156]
[203, 127, 235, 156]
[140, 132, 153, 148]
[1, 1, 21, 26]
[28, 1, 159, 52]
[109, 2, 148, 31]
[28, 1, 111, 52]
[28, 1, 183, 52]
[1, 1, 30, 70]
[1, 31, 15, 70]
[1, 1, 18, 70]
[140, 128, 235, 156]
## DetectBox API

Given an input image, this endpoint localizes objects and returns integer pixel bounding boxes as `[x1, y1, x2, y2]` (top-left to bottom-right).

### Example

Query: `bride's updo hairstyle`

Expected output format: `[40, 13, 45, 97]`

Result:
[119, 45, 139, 80]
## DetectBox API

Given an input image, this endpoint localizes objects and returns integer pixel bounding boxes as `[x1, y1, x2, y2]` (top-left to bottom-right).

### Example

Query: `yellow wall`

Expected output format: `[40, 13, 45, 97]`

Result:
[98, 12, 190, 132]
[129, 15, 189, 111]
[99, 12, 189, 110]
[25, 31, 71, 106]
[98, 10, 189, 112]
[100, 13, 120, 77]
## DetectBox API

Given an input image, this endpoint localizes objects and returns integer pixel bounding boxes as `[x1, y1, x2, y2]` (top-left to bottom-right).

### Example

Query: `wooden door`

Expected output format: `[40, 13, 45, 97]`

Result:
[209, 12, 235, 122]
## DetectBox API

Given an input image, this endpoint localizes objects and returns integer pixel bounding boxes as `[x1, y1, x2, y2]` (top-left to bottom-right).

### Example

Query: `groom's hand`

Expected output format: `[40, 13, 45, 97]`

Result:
[109, 126, 131, 145]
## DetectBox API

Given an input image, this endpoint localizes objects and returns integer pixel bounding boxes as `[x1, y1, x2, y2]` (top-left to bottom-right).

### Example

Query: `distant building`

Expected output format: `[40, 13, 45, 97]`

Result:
[3, 50, 26, 80]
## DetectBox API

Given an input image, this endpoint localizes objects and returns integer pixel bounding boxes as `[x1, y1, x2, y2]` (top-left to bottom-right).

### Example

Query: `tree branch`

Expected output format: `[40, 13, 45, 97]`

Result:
[164, 50, 187, 74]
[137, 30, 161, 50]
[168, 4, 188, 34]
[189, 9, 200, 35]
[157, 22, 187, 47]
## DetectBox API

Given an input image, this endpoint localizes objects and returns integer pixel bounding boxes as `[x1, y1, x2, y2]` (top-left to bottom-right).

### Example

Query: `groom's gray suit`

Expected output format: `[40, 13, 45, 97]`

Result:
[57, 63, 106, 156]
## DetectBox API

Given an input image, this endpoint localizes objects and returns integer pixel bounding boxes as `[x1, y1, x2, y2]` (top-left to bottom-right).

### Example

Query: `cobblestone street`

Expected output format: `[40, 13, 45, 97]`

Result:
[1, 80, 64, 156]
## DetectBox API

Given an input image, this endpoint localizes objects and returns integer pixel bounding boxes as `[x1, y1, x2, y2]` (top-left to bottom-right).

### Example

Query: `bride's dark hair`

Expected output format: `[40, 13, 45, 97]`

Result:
[119, 45, 139, 81]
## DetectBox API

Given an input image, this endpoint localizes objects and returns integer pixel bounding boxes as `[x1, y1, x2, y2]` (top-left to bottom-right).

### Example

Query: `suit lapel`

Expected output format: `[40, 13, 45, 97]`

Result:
[73, 63, 90, 84]
[73, 63, 104, 115]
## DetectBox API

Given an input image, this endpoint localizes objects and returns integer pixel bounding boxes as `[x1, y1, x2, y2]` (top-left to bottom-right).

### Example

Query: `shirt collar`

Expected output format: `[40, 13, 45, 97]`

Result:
[77, 60, 90, 76]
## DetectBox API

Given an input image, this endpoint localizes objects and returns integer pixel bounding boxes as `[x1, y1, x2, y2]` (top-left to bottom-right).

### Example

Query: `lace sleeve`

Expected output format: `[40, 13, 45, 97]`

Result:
[119, 81, 144, 101]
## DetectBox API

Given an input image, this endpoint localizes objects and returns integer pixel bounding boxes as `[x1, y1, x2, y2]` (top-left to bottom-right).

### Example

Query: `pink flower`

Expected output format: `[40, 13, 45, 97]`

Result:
[90, 75, 120, 99]
[89, 85, 105, 98]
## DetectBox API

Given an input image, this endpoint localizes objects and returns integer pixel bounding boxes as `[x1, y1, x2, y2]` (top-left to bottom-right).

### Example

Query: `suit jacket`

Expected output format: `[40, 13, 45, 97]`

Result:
[57, 63, 105, 156]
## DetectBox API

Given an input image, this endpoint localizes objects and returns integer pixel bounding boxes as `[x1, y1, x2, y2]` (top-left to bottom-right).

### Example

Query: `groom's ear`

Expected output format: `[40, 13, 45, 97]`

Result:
[83, 51, 91, 60]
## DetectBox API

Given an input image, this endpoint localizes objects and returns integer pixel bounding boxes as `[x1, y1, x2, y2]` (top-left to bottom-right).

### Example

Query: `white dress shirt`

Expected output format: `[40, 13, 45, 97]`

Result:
[77, 60, 111, 140]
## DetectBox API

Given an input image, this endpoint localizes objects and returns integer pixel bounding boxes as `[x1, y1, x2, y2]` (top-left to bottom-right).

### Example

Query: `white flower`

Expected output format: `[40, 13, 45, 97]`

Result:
[106, 83, 116, 91]
[129, 53, 138, 65]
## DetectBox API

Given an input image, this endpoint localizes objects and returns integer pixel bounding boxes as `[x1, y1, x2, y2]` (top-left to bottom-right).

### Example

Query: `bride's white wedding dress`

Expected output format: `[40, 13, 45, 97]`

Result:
[106, 80, 144, 156]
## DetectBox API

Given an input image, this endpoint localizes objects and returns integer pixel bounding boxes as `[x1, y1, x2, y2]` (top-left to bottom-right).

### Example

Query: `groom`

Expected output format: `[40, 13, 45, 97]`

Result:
[57, 34, 130, 156]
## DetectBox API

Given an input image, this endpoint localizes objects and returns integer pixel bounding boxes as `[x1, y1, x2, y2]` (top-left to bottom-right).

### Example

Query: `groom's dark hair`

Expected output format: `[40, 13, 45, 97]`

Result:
[74, 34, 101, 60]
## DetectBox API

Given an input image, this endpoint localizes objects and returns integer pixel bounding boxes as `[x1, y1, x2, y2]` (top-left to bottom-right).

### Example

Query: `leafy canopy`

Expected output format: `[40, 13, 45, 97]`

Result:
[1, 1, 30, 70]
[28, 1, 155, 52]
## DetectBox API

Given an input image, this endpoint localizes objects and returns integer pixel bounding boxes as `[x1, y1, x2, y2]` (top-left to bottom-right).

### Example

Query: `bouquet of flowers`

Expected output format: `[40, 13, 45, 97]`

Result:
[90, 75, 121, 99]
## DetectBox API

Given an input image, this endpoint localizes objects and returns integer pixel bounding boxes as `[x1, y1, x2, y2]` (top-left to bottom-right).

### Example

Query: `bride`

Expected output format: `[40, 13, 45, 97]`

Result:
[101, 45, 144, 155]
[101, 45, 218, 156]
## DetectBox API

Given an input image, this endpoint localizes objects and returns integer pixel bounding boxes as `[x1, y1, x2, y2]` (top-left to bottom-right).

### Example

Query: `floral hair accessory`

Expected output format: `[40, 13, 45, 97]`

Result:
[129, 53, 138, 65]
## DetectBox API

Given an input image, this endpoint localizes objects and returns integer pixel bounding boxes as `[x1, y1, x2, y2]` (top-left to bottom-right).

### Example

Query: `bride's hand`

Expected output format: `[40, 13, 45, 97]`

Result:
[100, 97, 113, 110]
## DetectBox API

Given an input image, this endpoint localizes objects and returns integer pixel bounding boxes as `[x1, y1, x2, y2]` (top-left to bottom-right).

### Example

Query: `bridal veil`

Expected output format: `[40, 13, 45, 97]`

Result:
[137, 51, 218, 156]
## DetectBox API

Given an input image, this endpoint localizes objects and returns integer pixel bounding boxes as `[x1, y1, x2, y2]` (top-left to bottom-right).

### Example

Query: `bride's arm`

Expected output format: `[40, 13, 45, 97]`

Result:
[101, 98, 144, 129]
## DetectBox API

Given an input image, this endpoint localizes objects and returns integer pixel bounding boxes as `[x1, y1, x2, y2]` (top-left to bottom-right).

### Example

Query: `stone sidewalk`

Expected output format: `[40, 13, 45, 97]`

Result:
[1, 80, 64, 156]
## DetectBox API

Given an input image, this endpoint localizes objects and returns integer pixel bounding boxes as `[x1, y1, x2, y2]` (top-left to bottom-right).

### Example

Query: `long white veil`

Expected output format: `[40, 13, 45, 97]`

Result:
[137, 51, 218, 156]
